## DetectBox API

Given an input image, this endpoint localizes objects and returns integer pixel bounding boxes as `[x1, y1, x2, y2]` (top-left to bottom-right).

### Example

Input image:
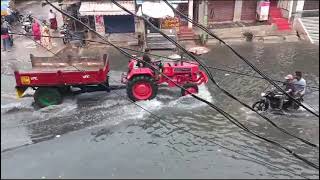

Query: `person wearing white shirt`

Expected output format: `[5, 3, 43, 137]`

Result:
[293, 71, 306, 97]
[48, 9, 57, 30]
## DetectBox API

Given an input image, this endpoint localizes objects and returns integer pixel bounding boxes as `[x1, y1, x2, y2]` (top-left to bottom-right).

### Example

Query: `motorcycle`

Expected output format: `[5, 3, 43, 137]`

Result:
[8, 26, 14, 46]
[59, 24, 71, 44]
[21, 14, 33, 33]
[252, 90, 303, 111]
[4, 9, 23, 25]
[59, 24, 86, 47]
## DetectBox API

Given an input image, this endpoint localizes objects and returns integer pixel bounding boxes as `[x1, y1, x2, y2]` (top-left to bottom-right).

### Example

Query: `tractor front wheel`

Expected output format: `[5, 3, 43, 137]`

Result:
[34, 87, 63, 108]
[181, 83, 199, 96]
[127, 76, 158, 101]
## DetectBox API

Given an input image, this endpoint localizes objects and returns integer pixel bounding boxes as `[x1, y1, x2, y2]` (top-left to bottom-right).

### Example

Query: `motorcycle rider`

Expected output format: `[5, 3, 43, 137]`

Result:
[293, 71, 306, 98]
[141, 48, 162, 75]
[278, 74, 295, 110]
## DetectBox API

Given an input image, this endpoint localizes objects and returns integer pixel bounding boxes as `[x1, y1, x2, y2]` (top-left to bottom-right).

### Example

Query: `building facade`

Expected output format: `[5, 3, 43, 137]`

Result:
[196, 0, 319, 26]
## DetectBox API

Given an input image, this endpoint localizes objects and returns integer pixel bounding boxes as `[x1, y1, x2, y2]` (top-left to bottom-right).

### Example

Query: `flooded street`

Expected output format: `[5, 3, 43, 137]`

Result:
[1, 41, 319, 179]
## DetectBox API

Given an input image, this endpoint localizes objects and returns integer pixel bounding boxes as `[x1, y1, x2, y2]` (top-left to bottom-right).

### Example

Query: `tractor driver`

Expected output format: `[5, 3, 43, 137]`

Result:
[142, 48, 152, 68]
[141, 48, 163, 76]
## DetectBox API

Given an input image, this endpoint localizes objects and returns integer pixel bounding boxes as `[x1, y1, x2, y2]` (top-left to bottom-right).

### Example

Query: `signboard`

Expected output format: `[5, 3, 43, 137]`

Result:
[256, 1, 270, 21]
[1, 0, 9, 16]
[94, 15, 105, 35]
[161, 17, 180, 31]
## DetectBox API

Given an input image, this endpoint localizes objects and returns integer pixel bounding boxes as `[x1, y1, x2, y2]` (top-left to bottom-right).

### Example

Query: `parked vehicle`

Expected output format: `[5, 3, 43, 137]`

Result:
[4, 9, 23, 25]
[21, 14, 32, 33]
[252, 90, 303, 111]
[121, 59, 208, 101]
[59, 24, 86, 47]
[59, 24, 71, 44]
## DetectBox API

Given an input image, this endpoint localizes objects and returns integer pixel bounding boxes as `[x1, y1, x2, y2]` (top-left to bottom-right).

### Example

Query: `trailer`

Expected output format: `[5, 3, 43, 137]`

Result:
[14, 54, 110, 107]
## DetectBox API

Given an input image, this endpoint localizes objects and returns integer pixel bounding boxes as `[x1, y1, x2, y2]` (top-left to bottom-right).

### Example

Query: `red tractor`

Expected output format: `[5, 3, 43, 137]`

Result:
[121, 59, 208, 101]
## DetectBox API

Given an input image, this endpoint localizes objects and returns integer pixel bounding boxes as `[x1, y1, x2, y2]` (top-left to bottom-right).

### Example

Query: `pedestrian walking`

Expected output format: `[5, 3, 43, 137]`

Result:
[32, 19, 41, 43]
[48, 9, 57, 31]
[41, 20, 52, 50]
[1, 19, 11, 52]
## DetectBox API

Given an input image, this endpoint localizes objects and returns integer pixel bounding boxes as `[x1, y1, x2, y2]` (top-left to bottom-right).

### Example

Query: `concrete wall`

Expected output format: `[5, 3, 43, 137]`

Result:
[290, 0, 305, 19]
[295, 0, 305, 13]
[197, 1, 205, 24]
[188, 0, 193, 28]
[293, 17, 310, 42]
[233, 0, 243, 21]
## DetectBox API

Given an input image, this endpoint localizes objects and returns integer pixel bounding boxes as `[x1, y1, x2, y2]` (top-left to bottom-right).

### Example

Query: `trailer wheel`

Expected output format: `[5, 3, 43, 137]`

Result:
[34, 87, 63, 108]
[181, 83, 199, 96]
[127, 75, 158, 101]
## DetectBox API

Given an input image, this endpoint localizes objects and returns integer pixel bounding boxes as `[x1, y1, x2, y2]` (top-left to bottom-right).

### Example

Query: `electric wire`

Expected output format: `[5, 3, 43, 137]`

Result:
[162, 0, 319, 118]
[41, 0, 320, 169]
[11, 29, 315, 178]
[111, 0, 319, 150]
[8, 32, 319, 91]
[10, 30, 319, 112]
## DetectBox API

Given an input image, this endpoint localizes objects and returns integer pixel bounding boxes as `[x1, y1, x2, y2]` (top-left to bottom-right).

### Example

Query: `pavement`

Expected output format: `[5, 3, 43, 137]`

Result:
[193, 22, 301, 45]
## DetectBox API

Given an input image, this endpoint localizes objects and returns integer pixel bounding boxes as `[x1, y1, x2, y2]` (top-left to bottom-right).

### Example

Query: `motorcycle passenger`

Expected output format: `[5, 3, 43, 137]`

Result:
[278, 74, 294, 110]
[284, 74, 295, 95]
[293, 71, 306, 98]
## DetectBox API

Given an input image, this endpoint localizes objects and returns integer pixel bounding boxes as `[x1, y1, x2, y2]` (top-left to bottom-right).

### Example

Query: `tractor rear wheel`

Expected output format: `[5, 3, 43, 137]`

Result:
[181, 83, 199, 96]
[34, 87, 63, 108]
[127, 76, 158, 101]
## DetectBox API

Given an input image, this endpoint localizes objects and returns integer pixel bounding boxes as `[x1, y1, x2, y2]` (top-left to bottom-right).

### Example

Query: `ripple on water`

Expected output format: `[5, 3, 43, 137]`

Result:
[165, 85, 214, 110]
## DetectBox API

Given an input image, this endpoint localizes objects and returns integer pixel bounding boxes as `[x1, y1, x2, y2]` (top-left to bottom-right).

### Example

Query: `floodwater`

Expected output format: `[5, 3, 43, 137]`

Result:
[1, 42, 319, 179]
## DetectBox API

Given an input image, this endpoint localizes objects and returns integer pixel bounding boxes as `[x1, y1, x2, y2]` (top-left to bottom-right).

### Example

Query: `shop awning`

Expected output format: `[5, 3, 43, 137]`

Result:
[79, 1, 135, 16]
[137, 1, 175, 18]
[136, 0, 188, 5]
[60, 0, 80, 5]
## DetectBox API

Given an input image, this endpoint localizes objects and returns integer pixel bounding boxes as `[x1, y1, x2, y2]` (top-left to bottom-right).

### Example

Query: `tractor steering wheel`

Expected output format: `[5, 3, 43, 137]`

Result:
[152, 60, 162, 67]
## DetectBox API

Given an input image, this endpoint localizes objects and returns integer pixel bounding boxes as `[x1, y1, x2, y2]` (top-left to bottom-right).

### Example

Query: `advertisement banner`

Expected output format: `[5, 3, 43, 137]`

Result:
[161, 17, 180, 31]
[1, 0, 9, 16]
[95, 15, 105, 35]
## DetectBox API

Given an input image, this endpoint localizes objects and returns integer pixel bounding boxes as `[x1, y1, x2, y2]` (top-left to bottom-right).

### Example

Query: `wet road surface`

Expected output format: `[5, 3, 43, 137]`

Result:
[1, 35, 319, 179]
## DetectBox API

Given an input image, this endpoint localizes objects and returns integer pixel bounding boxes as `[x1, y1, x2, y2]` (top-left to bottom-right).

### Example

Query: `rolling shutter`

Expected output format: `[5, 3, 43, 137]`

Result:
[208, 0, 235, 22]
[241, 0, 257, 21]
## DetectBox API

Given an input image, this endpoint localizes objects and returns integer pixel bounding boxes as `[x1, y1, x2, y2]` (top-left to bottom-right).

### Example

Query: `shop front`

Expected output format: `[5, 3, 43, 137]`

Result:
[208, 0, 236, 24]
[138, 1, 191, 34]
[136, 1, 179, 49]
[241, 0, 258, 21]
[78, 1, 136, 34]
